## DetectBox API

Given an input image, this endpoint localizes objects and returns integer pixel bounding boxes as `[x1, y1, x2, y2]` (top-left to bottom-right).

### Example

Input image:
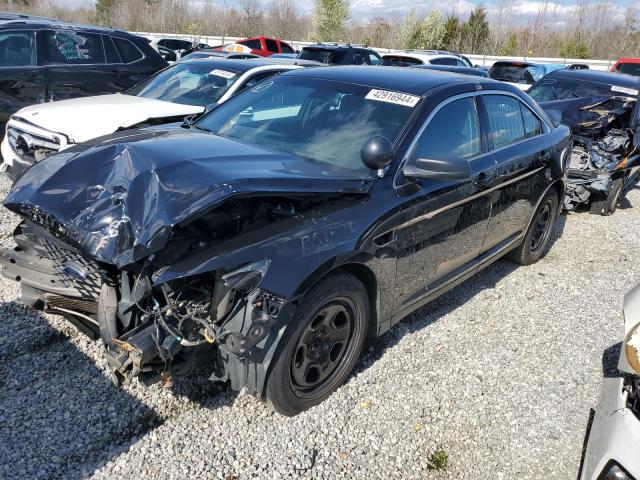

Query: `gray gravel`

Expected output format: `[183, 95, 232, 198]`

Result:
[1, 174, 637, 479]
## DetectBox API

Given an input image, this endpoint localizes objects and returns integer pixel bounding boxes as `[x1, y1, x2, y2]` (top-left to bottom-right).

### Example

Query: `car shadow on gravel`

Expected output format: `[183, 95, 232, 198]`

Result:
[0, 301, 159, 479]
[354, 214, 568, 376]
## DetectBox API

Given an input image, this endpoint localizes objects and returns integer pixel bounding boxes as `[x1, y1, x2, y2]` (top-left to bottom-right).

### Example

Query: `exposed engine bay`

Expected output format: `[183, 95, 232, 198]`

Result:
[0, 194, 332, 389]
[551, 96, 640, 212]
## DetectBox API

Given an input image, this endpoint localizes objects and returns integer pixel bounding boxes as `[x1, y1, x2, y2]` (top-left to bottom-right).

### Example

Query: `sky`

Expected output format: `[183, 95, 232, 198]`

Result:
[57, 0, 637, 22]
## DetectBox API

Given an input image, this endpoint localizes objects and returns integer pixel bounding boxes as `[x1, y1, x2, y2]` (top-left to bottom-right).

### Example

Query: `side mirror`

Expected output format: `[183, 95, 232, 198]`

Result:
[402, 157, 470, 181]
[361, 136, 394, 171]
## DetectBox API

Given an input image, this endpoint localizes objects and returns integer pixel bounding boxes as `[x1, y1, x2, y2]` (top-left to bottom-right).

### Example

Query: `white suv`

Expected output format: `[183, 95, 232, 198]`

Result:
[1, 58, 302, 180]
[379, 50, 472, 68]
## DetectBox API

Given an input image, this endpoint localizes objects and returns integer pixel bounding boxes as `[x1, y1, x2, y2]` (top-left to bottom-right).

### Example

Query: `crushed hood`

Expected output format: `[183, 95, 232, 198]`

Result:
[13, 94, 203, 144]
[540, 95, 638, 137]
[4, 128, 373, 268]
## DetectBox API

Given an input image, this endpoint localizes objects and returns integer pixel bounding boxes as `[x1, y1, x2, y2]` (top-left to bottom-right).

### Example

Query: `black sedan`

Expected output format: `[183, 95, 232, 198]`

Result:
[0, 66, 571, 415]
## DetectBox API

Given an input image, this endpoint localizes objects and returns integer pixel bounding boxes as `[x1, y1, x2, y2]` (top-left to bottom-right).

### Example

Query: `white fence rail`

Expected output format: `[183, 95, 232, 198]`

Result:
[135, 31, 616, 71]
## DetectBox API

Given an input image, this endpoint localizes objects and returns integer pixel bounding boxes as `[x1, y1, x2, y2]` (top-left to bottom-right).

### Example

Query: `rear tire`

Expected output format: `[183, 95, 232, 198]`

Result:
[590, 177, 623, 216]
[509, 189, 558, 266]
[265, 273, 368, 416]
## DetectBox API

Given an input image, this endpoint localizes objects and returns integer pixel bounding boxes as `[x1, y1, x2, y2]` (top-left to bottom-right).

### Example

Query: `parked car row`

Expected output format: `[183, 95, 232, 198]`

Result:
[1, 15, 640, 478]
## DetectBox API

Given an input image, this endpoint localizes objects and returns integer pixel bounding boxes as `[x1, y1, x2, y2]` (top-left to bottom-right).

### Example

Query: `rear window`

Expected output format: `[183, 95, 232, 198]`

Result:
[42, 30, 105, 65]
[489, 63, 541, 85]
[379, 56, 422, 67]
[113, 37, 143, 63]
[616, 62, 640, 77]
[298, 48, 348, 64]
[528, 77, 634, 102]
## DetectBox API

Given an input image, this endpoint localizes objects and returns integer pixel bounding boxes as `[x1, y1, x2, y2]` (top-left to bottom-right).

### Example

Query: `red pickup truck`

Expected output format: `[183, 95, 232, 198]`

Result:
[611, 58, 640, 77]
[221, 36, 295, 57]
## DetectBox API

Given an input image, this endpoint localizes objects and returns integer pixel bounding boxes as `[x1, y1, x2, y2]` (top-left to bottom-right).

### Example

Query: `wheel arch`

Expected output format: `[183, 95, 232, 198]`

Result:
[292, 259, 381, 338]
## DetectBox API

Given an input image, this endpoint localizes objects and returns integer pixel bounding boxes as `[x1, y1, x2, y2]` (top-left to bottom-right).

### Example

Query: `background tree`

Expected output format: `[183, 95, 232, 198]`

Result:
[461, 6, 490, 54]
[441, 15, 462, 51]
[409, 10, 445, 50]
[498, 32, 518, 56]
[313, 0, 350, 42]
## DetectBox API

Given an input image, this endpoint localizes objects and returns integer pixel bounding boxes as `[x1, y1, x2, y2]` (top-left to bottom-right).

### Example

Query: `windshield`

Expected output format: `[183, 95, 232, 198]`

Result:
[299, 48, 348, 64]
[528, 77, 636, 102]
[489, 63, 541, 84]
[195, 76, 419, 174]
[126, 62, 243, 106]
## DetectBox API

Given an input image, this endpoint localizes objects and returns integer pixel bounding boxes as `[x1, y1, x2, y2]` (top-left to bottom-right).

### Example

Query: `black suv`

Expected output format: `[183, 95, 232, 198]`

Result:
[0, 67, 570, 415]
[298, 43, 381, 65]
[0, 16, 167, 135]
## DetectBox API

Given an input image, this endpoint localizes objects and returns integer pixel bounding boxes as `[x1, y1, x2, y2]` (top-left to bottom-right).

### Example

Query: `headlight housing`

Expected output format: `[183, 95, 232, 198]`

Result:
[624, 323, 640, 375]
[598, 461, 635, 480]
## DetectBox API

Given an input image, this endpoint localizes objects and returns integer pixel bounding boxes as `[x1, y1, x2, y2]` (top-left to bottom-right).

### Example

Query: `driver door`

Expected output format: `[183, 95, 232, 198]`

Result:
[393, 95, 497, 311]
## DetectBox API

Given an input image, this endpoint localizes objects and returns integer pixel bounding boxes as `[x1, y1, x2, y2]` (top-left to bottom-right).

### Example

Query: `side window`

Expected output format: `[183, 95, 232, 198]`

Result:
[280, 42, 294, 54]
[430, 57, 458, 66]
[239, 39, 262, 50]
[42, 30, 105, 65]
[242, 70, 279, 90]
[113, 37, 143, 63]
[369, 52, 380, 65]
[103, 35, 121, 63]
[352, 51, 367, 65]
[455, 59, 467, 67]
[265, 38, 279, 53]
[521, 104, 542, 137]
[484, 95, 525, 149]
[0, 31, 36, 67]
[412, 97, 481, 161]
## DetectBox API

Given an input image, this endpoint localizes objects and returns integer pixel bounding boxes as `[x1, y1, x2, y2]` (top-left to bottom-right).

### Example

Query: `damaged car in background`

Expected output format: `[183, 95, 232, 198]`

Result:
[529, 69, 640, 215]
[0, 67, 570, 415]
[1, 58, 305, 181]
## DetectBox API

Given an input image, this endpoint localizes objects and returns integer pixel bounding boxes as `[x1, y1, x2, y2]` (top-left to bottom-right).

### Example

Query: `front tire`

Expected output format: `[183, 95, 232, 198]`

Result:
[265, 273, 369, 416]
[509, 189, 559, 265]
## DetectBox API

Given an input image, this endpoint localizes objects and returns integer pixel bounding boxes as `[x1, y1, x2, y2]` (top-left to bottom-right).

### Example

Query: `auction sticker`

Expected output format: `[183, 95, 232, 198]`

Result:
[365, 89, 420, 107]
[210, 69, 236, 79]
[612, 85, 638, 97]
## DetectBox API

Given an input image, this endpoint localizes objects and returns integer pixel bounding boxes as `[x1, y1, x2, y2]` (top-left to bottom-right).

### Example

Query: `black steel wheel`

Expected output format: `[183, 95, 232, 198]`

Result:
[510, 189, 559, 266]
[265, 273, 368, 416]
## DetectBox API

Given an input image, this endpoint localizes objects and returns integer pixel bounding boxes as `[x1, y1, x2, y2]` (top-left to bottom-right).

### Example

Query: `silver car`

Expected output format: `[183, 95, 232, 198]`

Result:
[581, 284, 640, 480]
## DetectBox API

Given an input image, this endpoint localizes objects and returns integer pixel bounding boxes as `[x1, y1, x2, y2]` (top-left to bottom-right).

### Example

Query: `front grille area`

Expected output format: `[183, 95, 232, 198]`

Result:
[6, 121, 62, 163]
[39, 237, 105, 300]
[43, 293, 99, 315]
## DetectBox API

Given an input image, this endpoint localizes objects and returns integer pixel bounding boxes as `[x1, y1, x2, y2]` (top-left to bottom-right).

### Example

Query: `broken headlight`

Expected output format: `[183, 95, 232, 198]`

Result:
[624, 323, 640, 376]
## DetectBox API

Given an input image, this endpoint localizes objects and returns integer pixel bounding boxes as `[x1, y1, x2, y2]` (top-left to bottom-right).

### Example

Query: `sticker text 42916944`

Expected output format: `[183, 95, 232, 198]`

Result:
[365, 89, 421, 107]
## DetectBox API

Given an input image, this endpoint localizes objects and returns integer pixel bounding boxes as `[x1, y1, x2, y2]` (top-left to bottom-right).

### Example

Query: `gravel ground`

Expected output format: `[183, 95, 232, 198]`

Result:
[0, 175, 638, 480]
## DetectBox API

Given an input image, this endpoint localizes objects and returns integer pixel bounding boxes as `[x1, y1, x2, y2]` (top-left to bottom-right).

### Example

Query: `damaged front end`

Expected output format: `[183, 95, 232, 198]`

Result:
[543, 95, 640, 212]
[0, 128, 372, 394]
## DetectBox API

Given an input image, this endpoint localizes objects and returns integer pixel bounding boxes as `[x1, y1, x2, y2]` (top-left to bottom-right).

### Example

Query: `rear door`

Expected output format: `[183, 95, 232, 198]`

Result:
[109, 36, 155, 89]
[479, 93, 552, 252]
[0, 29, 44, 131]
[394, 95, 496, 309]
[39, 29, 118, 101]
